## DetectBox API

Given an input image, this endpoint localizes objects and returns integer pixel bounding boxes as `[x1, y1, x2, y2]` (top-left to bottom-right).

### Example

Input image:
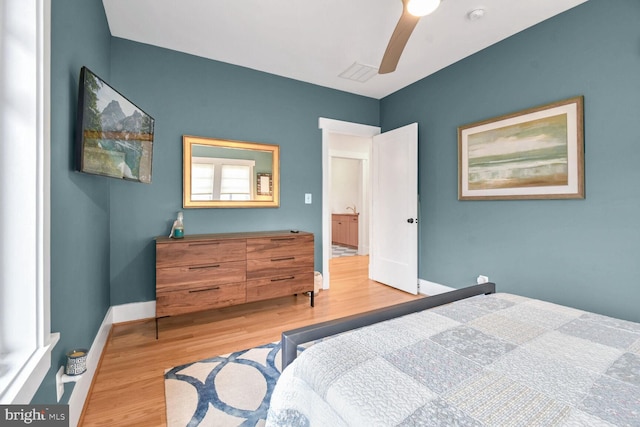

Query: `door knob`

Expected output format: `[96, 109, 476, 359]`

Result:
[407, 218, 415, 223]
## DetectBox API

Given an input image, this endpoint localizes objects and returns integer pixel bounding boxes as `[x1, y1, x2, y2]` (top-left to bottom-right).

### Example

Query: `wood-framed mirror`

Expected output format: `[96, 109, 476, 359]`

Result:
[183, 135, 280, 208]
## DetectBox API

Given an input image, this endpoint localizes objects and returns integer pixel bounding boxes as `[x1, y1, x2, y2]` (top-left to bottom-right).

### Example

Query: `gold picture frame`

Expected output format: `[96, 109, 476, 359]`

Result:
[183, 135, 280, 208]
[458, 96, 584, 200]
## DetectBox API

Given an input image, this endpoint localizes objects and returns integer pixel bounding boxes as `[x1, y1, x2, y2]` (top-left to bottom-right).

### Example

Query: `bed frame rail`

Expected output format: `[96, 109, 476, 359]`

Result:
[281, 282, 496, 369]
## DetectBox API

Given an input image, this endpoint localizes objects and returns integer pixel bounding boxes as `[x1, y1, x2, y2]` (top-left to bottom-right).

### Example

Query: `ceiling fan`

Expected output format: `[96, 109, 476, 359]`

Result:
[378, 0, 441, 74]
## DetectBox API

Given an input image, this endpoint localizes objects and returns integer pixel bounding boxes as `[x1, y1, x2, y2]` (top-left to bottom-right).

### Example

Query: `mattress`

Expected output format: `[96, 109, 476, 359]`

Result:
[266, 293, 640, 426]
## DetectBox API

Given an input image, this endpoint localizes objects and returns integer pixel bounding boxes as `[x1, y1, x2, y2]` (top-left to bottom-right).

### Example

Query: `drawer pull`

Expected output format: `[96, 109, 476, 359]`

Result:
[271, 276, 295, 282]
[188, 242, 221, 247]
[271, 237, 295, 241]
[271, 256, 295, 262]
[189, 264, 220, 270]
[189, 286, 221, 293]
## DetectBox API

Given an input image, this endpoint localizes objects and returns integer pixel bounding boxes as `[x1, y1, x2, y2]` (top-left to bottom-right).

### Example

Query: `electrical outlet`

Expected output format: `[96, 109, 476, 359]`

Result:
[304, 193, 312, 204]
[56, 366, 65, 402]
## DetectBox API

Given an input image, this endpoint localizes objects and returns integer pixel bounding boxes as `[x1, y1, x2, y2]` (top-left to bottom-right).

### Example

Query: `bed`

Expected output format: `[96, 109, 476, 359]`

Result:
[266, 283, 640, 426]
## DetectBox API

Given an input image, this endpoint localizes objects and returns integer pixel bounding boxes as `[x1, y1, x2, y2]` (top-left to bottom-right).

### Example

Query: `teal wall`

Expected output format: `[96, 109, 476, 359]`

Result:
[381, 0, 640, 322]
[32, 0, 112, 402]
[107, 38, 379, 305]
[35, 0, 378, 402]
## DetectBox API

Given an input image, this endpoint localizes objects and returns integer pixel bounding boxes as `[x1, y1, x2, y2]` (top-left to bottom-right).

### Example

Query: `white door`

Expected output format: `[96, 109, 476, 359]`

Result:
[370, 123, 418, 294]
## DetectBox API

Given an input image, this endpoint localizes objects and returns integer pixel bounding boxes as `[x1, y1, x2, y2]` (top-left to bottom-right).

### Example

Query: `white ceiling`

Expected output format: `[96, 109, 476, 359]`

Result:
[102, 0, 588, 99]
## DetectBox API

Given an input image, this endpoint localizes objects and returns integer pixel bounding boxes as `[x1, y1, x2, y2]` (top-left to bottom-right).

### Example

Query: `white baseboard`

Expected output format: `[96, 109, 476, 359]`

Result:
[112, 300, 156, 323]
[66, 307, 113, 427]
[66, 300, 155, 426]
[357, 245, 369, 256]
[419, 279, 455, 296]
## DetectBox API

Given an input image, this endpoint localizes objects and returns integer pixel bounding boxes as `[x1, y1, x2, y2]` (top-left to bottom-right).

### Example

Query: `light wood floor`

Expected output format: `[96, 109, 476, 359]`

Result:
[80, 255, 422, 426]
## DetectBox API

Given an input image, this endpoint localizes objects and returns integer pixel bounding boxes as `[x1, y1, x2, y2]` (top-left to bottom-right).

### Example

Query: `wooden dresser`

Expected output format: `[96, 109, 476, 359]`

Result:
[155, 230, 314, 336]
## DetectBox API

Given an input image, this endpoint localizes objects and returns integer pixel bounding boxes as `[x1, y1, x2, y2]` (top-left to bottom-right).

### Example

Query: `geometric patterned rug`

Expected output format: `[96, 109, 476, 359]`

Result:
[164, 341, 303, 427]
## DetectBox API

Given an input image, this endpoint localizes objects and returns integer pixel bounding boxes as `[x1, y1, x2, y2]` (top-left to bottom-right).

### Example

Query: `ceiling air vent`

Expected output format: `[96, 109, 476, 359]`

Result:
[338, 62, 378, 83]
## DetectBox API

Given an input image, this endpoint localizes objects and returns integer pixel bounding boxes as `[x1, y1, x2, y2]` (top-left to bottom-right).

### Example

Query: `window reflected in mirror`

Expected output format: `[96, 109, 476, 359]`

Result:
[183, 136, 279, 208]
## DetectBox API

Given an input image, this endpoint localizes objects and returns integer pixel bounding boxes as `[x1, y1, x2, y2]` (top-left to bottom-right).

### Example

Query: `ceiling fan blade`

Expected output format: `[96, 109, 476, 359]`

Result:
[379, 0, 420, 74]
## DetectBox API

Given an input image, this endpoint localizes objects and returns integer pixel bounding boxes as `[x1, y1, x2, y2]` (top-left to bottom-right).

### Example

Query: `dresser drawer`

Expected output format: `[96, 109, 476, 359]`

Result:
[157, 260, 246, 291]
[156, 281, 246, 317]
[156, 239, 246, 268]
[246, 272, 314, 303]
[246, 234, 313, 260]
[246, 254, 313, 280]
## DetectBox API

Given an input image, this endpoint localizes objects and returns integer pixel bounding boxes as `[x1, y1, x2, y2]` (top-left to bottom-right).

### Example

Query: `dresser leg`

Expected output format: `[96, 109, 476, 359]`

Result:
[310, 291, 314, 307]
[155, 316, 168, 339]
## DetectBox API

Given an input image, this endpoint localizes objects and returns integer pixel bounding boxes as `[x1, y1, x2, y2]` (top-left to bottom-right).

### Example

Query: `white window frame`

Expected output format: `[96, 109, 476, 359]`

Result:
[0, 0, 57, 404]
[192, 157, 255, 201]
[190, 162, 216, 201]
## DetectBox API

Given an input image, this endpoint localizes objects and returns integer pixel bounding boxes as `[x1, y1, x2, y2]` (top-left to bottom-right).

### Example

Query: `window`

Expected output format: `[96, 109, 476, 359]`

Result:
[220, 164, 251, 200]
[0, 0, 56, 404]
[191, 163, 215, 201]
[192, 157, 254, 201]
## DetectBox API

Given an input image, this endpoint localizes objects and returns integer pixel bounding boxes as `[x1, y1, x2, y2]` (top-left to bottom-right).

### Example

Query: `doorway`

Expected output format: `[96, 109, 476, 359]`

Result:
[319, 118, 379, 290]
[319, 118, 418, 294]
[331, 156, 364, 258]
[330, 138, 371, 257]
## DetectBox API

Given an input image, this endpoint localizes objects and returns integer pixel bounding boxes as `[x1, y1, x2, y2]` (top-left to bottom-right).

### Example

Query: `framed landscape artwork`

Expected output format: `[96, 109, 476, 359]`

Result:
[75, 66, 154, 183]
[458, 96, 584, 200]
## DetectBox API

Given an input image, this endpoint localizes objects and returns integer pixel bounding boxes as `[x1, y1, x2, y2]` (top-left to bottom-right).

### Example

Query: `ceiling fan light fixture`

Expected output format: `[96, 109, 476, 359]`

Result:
[407, 0, 441, 17]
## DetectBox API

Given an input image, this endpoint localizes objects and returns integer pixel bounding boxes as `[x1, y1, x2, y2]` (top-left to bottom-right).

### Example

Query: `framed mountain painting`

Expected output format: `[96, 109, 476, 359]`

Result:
[75, 66, 154, 183]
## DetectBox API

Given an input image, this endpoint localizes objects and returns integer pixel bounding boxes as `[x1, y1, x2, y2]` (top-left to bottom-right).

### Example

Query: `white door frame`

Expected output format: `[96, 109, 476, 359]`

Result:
[319, 118, 380, 290]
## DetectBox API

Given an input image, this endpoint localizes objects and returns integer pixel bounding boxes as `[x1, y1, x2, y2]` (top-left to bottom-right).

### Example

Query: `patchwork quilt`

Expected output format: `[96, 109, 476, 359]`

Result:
[266, 293, 640, 426]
